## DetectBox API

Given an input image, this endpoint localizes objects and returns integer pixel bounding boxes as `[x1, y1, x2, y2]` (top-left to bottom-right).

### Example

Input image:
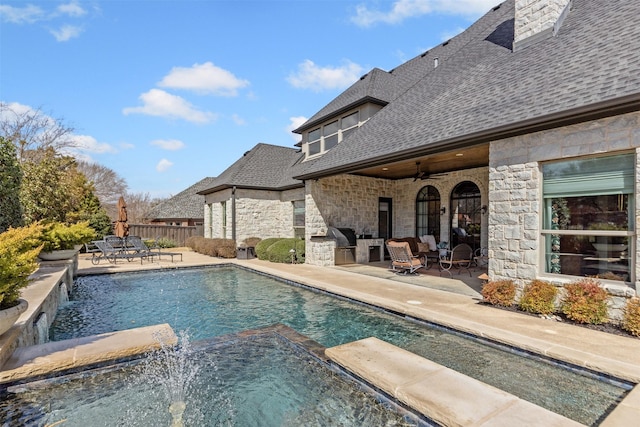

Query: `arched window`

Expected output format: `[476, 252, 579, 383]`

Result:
[450, 181, 481, 248]
[416, 186, 440, 237]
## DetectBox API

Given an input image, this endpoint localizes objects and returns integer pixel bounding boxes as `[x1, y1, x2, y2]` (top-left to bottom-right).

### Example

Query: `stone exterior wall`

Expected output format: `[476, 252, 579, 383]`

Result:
[514, 0, 571, 43]
[489, 111, 640, 320]
[305, 168, 489, 265]
[203, 187, 304, 244]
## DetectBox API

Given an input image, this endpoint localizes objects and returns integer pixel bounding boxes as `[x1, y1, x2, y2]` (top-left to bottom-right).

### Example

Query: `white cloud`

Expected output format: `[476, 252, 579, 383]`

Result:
[287, 116, 308, 142]
[231, 114, 246, 126]
[158, 62, 250, 96]
[0, 4, 45, 24]
[50, 24, 83, 42]
[287, 60, 364, 92]
[122, 89, 217, 123]
[150, 139, 185, 151]
[71, 134, 117, 154]
[156, 158, 173, 172]
[57, 1, 87, 17]
[351, 0, 498, 27]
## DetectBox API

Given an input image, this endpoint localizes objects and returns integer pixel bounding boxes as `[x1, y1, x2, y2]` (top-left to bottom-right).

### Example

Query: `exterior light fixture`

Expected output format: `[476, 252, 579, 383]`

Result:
[289, 248, 296, 264]
[440, 207, 446, 215]
[481, 205, 487, 215]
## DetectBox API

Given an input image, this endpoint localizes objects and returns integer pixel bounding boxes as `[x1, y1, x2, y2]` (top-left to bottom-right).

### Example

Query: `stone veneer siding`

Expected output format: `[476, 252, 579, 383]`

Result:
[489, 111, 640, 320]
[203, 187, 305, 244]
[305, 167, 489, 266]
[514, 0, 571, 43]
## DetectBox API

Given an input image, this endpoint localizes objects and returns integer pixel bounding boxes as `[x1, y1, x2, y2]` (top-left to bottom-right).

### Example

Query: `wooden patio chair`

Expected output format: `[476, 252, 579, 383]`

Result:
[386, 240, 425, 274]
[439, 243, 473, 277]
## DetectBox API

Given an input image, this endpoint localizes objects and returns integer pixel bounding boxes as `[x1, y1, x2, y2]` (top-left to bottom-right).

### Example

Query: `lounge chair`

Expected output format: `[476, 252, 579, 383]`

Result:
[129, 235, 183, 262]
[92, 239, 155, 265]
[439, 243, 473, 277]
[386, 240, 425, 274]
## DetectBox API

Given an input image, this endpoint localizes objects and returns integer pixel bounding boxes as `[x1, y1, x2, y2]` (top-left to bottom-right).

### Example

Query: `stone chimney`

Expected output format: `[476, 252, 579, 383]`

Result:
[513, 0, 572, 51]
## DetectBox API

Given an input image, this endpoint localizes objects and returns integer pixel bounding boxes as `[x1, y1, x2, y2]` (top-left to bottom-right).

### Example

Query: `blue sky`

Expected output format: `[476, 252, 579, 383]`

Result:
[1, 0, 497, 198]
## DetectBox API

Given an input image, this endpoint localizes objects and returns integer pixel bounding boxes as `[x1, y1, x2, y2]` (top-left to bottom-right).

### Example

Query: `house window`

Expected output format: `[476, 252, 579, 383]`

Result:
[305, 111, 360, 158]
[416, 186, 440, 237]
[450, 181, 481, 248]
[542, 153, 635, 282]
[341, 111, 359, 141]
[221, 201, 227, 239]
[323, 120, 339, 151]
[308, 128, 321, 156]
[293, 200, 305, 239]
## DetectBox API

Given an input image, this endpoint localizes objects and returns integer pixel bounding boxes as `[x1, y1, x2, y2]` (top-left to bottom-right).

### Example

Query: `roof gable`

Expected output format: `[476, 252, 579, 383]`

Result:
[199, 143, 304, 194]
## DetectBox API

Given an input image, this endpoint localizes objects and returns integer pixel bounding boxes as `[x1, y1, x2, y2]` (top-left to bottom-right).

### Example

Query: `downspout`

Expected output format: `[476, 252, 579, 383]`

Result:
[231, 186, 237, 242]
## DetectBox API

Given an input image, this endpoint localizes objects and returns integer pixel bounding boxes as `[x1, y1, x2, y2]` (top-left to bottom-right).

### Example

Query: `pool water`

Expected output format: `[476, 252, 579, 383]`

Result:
[50, 266, 630, 425]
[1, 330, 425, 426]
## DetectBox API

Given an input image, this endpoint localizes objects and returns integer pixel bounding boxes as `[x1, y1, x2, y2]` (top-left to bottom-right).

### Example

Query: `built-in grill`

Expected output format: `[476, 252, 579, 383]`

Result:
[327, 227, 357, 265]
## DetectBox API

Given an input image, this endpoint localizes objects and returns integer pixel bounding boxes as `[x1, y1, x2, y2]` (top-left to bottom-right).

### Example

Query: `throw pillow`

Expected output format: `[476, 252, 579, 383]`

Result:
[417, 242, 431, 253]
[422, 235, 437, 251]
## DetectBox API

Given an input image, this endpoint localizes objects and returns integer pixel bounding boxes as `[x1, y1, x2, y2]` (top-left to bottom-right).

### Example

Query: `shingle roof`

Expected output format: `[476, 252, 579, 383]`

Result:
[294, 0, 640, 179]
[147, 177, 217, 220]
[198, 143, 304, 194]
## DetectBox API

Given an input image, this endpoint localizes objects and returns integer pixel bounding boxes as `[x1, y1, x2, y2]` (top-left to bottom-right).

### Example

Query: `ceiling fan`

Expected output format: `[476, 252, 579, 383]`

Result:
[413, 161, 447, 181]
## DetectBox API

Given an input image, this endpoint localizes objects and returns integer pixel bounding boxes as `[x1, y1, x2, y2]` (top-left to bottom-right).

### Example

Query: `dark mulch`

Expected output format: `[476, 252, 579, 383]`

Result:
[478, 301, 638, 339]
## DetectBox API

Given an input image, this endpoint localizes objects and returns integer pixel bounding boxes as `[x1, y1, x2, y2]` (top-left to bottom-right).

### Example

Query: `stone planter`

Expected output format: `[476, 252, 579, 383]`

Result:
[0, 299, 28, 336]
[39, 248, 79, 261]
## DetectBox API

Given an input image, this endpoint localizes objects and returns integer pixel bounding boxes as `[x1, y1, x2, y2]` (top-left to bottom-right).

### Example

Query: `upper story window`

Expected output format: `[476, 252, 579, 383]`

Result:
[308, 128, 321, 156]
[304, 111, 361, 159]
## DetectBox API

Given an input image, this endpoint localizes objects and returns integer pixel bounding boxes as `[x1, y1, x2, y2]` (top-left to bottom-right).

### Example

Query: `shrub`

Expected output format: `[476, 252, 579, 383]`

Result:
[266, 238, 305, 263]
[561, 278, 609, 324]
[145, 237, 177, 249]
[622, 298, 640, 337]
[214, 239, 236, 258]
[41, 221, 96, 252]
[0, 223, 44, 309]
[242, 237, 262, 248]
[184, 236, 236, 258]
[518, 280, 558, 315]
[481, 279, 516, 307]
[255, 238, 282, 260]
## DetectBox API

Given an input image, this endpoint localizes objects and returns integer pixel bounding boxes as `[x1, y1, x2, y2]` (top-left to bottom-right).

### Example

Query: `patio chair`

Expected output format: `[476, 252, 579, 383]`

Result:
[386, 240, 425, 274]
[93, 238, 155, 265]
[439, 243, 473, 277]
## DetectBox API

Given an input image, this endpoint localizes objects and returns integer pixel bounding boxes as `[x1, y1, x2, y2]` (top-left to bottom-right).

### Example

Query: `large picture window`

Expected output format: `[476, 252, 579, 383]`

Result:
[416, 186, 440, 237]
[542, 153, 635, 282]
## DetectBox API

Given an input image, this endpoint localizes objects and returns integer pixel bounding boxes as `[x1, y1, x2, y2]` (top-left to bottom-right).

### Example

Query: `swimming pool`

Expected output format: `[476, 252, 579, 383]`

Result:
[1, 327, 426, 426]
[50, 266, 630, 425]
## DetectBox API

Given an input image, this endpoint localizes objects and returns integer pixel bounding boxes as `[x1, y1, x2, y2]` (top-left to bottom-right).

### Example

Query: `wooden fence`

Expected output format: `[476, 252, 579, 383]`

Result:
[127, 224, 203, 246]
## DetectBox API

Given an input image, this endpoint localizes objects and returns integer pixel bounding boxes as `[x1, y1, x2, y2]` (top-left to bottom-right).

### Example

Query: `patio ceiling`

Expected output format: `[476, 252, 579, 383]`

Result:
[351, 143, 489, 180]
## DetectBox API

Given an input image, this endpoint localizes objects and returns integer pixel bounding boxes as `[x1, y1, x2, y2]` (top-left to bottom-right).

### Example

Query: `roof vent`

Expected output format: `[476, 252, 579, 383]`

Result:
[442, 40, 450, 47]
[421, 50, 429, 57]
[434, 57, 439, 68]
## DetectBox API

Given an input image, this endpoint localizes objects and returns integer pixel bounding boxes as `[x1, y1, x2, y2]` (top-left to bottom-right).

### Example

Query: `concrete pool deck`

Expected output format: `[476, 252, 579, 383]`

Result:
[2, 250, 640, 425]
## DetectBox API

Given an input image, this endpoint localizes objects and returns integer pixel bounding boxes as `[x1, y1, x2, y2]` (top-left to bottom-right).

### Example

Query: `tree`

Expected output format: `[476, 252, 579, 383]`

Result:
[125, 192, 167, 223]
[0, 137, 24, 232]
[0, 102, 77, 162]
[76, 160, 128, 209]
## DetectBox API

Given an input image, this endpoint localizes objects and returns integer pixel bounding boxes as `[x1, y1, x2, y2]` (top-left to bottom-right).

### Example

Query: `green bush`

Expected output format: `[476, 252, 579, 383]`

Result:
[561, 278, 608, 324]
[266, 238, 305, 263]
[518, 280, 558, 315]
[0, 223, 44, 309]
[481, 279, 516, 307]
[255, 238, 282, 260]
[41, 221, 96, 252]
[622, 298, 640, 337]
[145, 237, 177, 249]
